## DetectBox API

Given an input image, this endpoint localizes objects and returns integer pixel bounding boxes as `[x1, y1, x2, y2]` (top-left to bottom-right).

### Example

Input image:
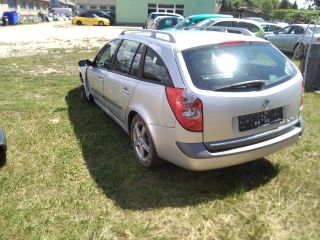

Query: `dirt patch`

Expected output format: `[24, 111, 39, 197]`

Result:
[0, 22, 139, 58]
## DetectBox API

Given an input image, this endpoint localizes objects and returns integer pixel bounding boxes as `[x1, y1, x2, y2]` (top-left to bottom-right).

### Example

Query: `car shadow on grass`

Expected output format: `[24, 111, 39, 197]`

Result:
[66, 87, 279, 210]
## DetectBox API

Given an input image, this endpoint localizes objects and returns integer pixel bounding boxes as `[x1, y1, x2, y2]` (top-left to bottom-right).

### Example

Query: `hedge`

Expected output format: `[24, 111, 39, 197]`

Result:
[272, 9, 320, 23]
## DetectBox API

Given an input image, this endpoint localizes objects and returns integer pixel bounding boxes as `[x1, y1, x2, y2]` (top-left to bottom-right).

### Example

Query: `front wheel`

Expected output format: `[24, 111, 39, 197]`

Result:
[98, 21, 104, 26]
[130, 115, 163, 168]
[76, 20, 82, 25]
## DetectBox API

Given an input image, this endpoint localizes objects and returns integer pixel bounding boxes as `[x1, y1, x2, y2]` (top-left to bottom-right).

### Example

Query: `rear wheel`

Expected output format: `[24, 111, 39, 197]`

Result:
[76, 20, 82, 25]
[98, 21, 104, 26]
[130, 115, 163, 168]
[293, 43, 305, 59]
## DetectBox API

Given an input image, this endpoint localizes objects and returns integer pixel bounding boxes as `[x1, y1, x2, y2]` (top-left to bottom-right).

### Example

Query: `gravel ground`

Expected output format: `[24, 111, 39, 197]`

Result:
[0, 21, 140, 58]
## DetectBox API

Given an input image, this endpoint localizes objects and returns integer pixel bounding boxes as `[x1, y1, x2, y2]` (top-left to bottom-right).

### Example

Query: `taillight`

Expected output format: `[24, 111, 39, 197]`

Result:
[165, 87, 203, 132]
[219, 40, 246, 46]
[300, 80, 304, 110]
[317, 37, 320, 43]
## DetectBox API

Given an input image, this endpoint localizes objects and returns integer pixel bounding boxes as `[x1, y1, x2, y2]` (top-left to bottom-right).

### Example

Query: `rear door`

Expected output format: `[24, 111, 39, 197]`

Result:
[181, 42, 301, 143]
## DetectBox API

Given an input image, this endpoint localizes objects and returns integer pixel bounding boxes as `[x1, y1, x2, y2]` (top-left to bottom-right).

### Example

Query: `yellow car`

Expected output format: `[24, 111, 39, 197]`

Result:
[72, 13, 110, 26]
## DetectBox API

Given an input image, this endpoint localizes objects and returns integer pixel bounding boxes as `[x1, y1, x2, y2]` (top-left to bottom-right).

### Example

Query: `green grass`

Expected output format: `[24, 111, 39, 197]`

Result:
[0, 49, 319, 239]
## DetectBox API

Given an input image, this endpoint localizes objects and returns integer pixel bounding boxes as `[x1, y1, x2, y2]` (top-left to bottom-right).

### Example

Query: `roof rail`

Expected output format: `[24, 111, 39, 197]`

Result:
[120, 29, 176, 43]
[182, 26, 254, 37]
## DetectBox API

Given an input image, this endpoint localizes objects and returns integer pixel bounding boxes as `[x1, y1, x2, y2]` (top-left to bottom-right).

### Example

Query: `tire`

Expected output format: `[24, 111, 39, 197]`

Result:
[98, 21, 104, 26]
[80, 75, 94, 103]
[130, 115, 163, 168]
[0, 147, 6, 167]
[76, 20, 82, 25]
[293, 43, 305, 59]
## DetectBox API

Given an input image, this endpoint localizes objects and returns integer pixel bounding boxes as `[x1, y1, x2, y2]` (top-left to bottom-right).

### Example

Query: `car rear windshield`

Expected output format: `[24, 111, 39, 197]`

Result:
[182, 42, 297, 91]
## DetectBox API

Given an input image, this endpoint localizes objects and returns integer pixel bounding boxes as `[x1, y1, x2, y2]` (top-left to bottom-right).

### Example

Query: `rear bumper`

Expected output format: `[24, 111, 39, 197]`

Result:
[150, 118, 304, 171]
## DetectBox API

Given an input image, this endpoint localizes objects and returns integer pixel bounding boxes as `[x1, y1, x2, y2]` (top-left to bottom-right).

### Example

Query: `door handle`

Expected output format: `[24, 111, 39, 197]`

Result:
[122, 87, 130, 95]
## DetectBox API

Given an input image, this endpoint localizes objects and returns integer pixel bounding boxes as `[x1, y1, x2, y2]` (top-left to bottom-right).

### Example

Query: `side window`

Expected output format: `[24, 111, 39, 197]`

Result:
[142, 47, 171, 84]
[95, 40, 120, 70]
[130, 44, 145, 76]
[278, 26, 291, 34]
[113, 40, 140, 75]
[214, 21, 231, 27]
[246, 23, 259, 33]
[290, 26, 304, 35]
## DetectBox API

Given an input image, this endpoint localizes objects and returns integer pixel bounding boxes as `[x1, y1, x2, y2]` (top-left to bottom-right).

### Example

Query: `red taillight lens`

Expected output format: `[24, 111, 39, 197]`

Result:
[165, 87, 203, 132]
[301, 80, 304, 110]
[219, 40, 246, 46]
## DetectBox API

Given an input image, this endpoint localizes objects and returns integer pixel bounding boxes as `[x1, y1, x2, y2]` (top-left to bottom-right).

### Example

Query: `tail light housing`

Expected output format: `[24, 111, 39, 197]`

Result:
[165, 87, 203, 132]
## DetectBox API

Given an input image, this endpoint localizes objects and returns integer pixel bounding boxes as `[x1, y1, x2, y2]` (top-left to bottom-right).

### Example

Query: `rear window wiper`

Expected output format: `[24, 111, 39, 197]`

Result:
[213, 80, 266, 91]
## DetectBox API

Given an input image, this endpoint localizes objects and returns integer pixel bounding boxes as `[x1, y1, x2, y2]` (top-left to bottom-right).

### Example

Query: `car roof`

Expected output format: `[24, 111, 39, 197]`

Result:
[212, 18, 261, 25]
[187, 14, 233, 20]
[119, 30, 266, 52]
[289, 24, 320, 28]
[154, 15, 183, 21]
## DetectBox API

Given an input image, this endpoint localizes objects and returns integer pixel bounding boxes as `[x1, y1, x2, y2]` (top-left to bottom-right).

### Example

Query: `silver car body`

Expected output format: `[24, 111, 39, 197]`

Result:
[80, 30, 304, 171]
[265, 24, 320, 53]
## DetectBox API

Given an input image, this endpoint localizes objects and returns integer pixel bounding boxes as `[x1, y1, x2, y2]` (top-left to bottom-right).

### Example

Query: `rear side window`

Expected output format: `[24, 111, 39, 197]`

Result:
[142, 47, 172, 85]
[238, 22, 259, 33]
[182, 42, 297, 91]
[113, 40, 140, 75]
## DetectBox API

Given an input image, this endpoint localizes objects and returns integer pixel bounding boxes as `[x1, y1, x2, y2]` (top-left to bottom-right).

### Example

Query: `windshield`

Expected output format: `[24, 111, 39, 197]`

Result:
[174, 17, 194, 28]
[182, 42, 297, 91]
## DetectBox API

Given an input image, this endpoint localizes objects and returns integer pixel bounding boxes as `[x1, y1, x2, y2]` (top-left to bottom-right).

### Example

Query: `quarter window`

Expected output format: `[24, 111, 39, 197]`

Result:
[95, 40, 120, 70]
[113, 40, 140, 75]
[143, 48, 171, 84]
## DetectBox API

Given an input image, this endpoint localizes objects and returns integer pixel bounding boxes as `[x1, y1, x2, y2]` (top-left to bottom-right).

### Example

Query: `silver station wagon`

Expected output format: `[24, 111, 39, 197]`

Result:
[79, 30, 304, 171]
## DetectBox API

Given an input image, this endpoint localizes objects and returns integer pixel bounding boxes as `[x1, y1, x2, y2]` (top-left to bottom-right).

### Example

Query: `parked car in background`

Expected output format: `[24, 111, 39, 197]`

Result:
[51, 7, 73, 17]
[145, 12, 183, 29]
[152, 16, 184, 30]
[261, 22, 283, 35]
[265, 24, 320, 57]
[171, 14, 233, 30]
[78, 29, 304, 171]
[82, 10, 115, 25]
[72, 13, 110, 26]
[196, 18, 265, 38]
[244, 17, 265, 22]
[0, 128, 7, 166]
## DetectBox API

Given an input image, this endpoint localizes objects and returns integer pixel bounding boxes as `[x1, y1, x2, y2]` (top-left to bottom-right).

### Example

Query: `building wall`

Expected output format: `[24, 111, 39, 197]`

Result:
[1, 0, 49, 16]
[116, 0, 216, 24]
[0, 0, 9, 12]
[75, 0, 116, 10]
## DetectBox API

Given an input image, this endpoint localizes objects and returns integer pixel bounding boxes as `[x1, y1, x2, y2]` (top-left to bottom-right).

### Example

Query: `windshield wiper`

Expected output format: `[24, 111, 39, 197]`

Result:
[213, 80, 266, 91]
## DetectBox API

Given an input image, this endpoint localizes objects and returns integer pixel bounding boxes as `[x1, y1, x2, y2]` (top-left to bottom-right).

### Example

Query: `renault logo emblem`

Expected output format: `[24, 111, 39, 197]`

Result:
[262, 98, 270, 111]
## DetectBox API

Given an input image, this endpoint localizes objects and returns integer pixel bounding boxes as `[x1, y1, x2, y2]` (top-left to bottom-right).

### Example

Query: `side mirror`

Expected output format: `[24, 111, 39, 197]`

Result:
[79, 59, 93, 67]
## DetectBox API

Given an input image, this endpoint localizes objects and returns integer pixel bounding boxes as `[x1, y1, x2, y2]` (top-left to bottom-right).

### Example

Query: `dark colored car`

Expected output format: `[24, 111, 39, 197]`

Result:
[81, 10, 115, 25]
[0, 128, 7, 166]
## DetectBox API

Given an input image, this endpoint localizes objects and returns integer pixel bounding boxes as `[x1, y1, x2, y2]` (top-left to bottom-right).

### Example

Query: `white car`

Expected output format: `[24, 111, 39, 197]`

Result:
[145, 12, 183, 29]
[79, 30, 304, 171]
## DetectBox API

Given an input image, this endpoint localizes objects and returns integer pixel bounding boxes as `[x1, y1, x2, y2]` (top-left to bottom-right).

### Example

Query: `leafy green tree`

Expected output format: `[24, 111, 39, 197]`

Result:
[262, 0, 274, 14]
[292, 1, 298, 9]
[314, 0, 320, 8]
[279, 0, 291, 9]
[272, 0, 279, 10]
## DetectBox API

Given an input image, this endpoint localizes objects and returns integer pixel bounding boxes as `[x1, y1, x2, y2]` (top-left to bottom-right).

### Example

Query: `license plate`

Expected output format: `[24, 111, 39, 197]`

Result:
[238, 107, 283, 132]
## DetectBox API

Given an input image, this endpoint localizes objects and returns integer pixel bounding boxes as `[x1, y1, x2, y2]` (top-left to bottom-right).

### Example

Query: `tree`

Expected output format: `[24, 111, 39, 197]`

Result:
[292, 0, 298, 9]
[272, 0, 279, 10]
[279, 0, 291, 9]
[262, 0, 274, 14]
[314, 0, 320, 8]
